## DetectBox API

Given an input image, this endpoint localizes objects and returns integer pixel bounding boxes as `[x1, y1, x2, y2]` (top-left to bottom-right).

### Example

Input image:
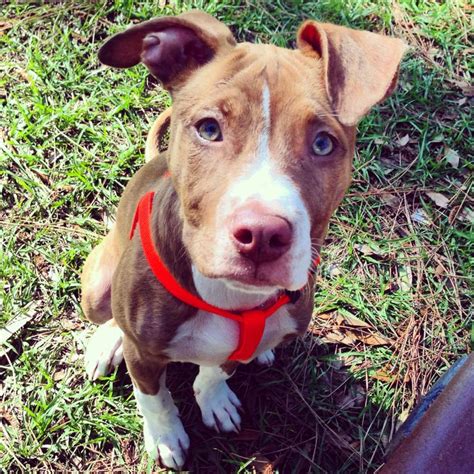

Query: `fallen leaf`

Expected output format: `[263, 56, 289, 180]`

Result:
[426, 191, 449, 209]
[427, 47, 440, 59]
[381, 193, 401, 208]
[32, 168, 51, 185]
[341, 312, 372, 329]
[398, 264, 413, 291]
[384, 280, 399, 293]
[71, 31, 87, 43]
[359, 333, 392, 346]
[17, 68, 30, 83]
[456, 81, 474, 97]
[397, 134, 410, 147]
[354, 243, 383, 256]
[411, 208, 432, 225]
[444, 147, 460, 168]
[371, 369, 396, 382]
[434, 264, 446, 276]
[120, 439, 137, 465]
[323, 330, 358, 345]
[53, 369, 66, 381]
[0, 22, 13, 32]
[458, 207, 474, 224]
[313, 312, 332, 321]
[327, 263, 342, 278]
[312, 311, 392, 347]
[0, 303, 38, 357]
[458, 97, 467, 106]
[61, 319, 81, 331]
[0, 407, 21, 439]
[338, 355, 358, 368]
[250, 453, 274, 474]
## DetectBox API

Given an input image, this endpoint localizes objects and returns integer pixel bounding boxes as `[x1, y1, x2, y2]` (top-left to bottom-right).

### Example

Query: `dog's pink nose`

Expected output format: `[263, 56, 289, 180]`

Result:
[230, 209, 292, 263]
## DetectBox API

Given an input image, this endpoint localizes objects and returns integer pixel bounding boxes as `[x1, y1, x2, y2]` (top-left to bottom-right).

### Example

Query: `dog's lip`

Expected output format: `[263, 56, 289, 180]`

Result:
[197, 258, 293, 291]
[223, 275, 279, 291]
[213, 271, 285, 292]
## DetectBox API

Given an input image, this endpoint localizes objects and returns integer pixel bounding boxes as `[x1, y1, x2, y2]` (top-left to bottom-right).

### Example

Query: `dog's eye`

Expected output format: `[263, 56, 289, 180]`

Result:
[312, 132, 335, 156]
[197, 118, 222, 141]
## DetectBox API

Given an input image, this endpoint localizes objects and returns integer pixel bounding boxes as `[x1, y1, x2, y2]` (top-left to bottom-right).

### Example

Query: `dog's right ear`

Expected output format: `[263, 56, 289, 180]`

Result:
[98, 10, 236, 90]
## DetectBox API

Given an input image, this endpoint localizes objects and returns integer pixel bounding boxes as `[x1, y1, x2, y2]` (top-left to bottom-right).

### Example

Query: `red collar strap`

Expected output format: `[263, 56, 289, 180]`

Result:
[130, 191, 320, 362]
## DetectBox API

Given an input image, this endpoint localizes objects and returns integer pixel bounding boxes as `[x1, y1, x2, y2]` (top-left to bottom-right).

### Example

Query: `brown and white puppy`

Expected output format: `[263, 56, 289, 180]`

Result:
[81, 10, 406, 469]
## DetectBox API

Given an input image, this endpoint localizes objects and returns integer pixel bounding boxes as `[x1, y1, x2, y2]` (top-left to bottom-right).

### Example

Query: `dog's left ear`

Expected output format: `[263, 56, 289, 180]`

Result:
[297, 21, 407, 126]
[98, 10, 236, 91]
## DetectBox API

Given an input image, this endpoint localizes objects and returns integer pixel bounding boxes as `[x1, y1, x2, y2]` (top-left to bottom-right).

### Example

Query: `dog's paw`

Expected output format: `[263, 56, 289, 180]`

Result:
[195, 381, 242, 433]
[144, 416, 190, 470]
[256, 349, 275, 366]
[84, 322, 123, 380]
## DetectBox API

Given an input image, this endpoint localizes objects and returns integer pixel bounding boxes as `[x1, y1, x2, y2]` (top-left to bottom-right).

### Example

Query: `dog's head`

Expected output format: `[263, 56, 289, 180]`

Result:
[100, 11, 406, 294]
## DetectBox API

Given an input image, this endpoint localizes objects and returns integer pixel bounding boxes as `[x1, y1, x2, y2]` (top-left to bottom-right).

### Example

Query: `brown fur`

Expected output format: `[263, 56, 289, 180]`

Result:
[82, 11, 406, 397]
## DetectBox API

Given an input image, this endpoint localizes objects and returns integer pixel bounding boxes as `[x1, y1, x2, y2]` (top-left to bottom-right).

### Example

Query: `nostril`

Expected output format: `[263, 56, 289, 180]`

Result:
[230, 210, 292, 263]
[234, 228, 253, 245]
[269, 234, 288, 248]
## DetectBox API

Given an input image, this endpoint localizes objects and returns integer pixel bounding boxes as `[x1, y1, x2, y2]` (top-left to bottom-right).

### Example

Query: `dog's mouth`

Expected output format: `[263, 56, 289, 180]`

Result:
[204, 255, 306, 293]
[222, 273, 281, 293]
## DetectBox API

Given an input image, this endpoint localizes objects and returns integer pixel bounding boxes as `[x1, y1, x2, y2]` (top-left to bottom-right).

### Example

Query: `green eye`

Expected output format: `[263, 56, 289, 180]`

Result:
[197, 118, 222, 141]
[312, 132, 335, 156]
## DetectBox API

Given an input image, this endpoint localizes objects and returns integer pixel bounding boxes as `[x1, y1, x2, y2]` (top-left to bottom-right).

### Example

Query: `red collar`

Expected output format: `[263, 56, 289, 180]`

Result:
[129, 190, 320, 362]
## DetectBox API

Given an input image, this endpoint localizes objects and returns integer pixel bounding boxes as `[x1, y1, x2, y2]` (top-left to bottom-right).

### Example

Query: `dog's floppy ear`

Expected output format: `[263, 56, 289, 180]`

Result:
[297, 21, 407, 126]
[98, 10, 236, 90]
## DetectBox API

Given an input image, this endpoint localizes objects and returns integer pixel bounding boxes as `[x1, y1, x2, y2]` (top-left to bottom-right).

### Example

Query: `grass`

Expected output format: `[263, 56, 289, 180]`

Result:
[0, 0, 472, 472]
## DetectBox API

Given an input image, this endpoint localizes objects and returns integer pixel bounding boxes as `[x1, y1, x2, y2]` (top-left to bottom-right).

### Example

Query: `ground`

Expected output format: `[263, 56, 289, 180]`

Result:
[0, 1, 472, 472]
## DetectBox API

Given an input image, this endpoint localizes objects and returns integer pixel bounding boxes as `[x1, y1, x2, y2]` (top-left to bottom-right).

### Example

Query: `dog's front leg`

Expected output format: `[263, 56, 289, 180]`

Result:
[193, 362, 242, 433]
[124, 338, 189, 470]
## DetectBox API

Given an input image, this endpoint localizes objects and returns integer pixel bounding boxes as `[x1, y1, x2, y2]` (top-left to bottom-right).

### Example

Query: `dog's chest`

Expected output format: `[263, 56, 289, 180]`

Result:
[165, 307, 297, 365]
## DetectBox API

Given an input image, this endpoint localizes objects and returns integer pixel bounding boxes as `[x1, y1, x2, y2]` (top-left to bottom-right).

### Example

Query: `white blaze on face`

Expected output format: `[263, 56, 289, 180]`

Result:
[214, 81, 312, 290]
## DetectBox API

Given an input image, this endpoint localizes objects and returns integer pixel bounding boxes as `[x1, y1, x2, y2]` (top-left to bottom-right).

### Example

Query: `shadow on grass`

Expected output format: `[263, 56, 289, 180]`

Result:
[117, 338, 392, 473]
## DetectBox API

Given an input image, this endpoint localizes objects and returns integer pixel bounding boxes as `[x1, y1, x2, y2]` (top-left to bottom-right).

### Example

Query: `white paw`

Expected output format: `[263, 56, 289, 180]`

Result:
[195, 381, 242, 433]
[256, 349, 275, 366]
[84, 322, 123, 380]
[144, 416, 190, 470]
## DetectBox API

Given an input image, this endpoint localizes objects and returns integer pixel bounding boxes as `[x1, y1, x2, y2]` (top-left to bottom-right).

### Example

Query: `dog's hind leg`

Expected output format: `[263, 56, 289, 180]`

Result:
[85, 318, 124, 380]
[81, 226, 124, 379]
[81, 226, 120, 324]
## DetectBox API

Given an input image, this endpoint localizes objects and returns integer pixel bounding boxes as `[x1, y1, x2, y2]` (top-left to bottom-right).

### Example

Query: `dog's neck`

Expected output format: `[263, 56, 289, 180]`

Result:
[191, 266, 278, 311]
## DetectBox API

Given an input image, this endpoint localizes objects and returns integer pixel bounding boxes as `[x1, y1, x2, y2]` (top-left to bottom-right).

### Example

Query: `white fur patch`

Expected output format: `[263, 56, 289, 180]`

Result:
[85, 320, 123, 380]
[166, 266, 295, 366]
[193, 366, 241, 433]
[256, 348, 275, 366]
[192, 265, 276, 310]
[214, 80, 311, 291]
[134, 374, 190, 470]
[167, 81, 301, 366]
[165, 303, 296, 366]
